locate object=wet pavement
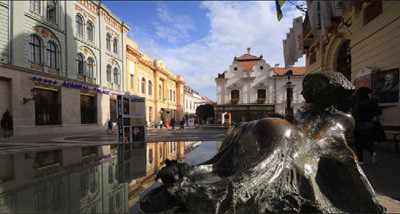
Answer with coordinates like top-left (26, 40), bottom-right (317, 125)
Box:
top-left (358, 141), bottom-right (400, 213)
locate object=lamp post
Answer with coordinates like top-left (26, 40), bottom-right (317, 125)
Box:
top-left (285, 70), bottom-right (294, 122)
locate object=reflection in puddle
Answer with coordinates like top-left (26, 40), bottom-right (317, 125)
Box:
top-left (0, 141), bottom-right (219, 214)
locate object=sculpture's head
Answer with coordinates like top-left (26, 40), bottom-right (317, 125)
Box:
top-left (302, 71), bottom-right (354, 111)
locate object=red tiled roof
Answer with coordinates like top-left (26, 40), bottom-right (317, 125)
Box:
top-left (235, 53), bottom-right (262, 72)
top-left (272, 67), bottom-right (306, 76)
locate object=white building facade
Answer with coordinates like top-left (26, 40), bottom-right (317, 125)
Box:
top-left (0, 0), bottom-right (129, 136)
top-left (215, 49), bottom-right (305, 123)
top-left (183, 86), bottom-right (209, 126)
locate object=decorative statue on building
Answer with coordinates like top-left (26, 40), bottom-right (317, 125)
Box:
top-left (140, 71), bottom-right (385, 213)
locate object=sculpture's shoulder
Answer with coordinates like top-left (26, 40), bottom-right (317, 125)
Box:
top-left (327, 110), bottom-right (355, 132)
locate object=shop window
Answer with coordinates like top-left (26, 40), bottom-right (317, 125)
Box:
top-left (106, 65), bottom-right (112, 82)
top-left (87, 21), bottom-right (94, 42)
top-left (34, 88), bottom-right (61, 125)
top-left (29, 34), bottom-right (42, 65)
top-left (364, 0), bottom-right (382, 25)
top-left (46, 0), bottom-right (57, 24)
top-left (80, 94), bottom-right (97, 124)
top-left (148, 80), bottom-right (153, 96)
top-left (231, 90), bottom-right (239, 104)
top-left (46, 41), bottom-right (58, 70)
top-left (141, 78), bottom-right (146, 94)
top-left (257, 89), bottom-right (266, 104)
top-left (76, 14), bottom-right (84, 38)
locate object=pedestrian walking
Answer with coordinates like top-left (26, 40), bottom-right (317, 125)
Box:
top-left (1, 109), bottom-right (13, 138)
top-left (352, 87), bottom-right (382, 164)
top-left (180, 119), bottom-right (185, 129)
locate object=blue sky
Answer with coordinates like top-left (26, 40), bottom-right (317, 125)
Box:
top-left (103, 1), bottom-right (304, 101)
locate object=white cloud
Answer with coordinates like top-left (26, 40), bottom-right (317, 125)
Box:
top-left (135, 1), bottom-right (304, 101)
top-left (154, 5), bottom-right (194, 44)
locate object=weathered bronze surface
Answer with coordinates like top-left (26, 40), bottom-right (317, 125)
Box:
top-left (140, 71), bottom-right (385, 213)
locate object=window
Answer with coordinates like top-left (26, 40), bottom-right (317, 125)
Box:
top-left (113, 68), bottom-right (119, 85)
top-left (141, 78), bottom-right (146, 94)
top-left (76, 53), bottom-right (85, 75)
top-left (87, 21), bottom-right (94, 42)
top-left (148, 148), bottom-right (153, 164)
top-left (159, 84), bottom-right (162, 99)
top-left (34, 88), bottom-right (61, 125)
top-left (169, 89), bottom-right (172, 101)
top-left (148, 80), bottom-right (152, 96)
top-left (80, 94), bottom-right (97, 124)
top-left (106, 65), bottom-right (112, 82)
top-left (336, 40), bottom-right (351, 80)
top-left (106, 33), bottom-right (111, 51)
top-left (130, 74), bottom-right (134, 88)
top-left (113, 38), bottom-right (118, 53)
top-left (257, 89), bottom-right (266, 104)
top-left (76, 14), bottom-right (84, 38)
top-left (364, 0), bottom-right (382, 25)
top-left (173, 91), bottom-right (175, 102)
top-left (108, 165), bottom-right (114, 184)
top-left (29, 35), bottom-right (42, 65)
top-left (87, 57), bottom-right (94, 79)
top-left (46, 0), bottom-right (57, 24)
top-left (31, 0), bottom-right (41, 15)
top-left (110, 98), bottom-right (117, 122)
top-left (149, 106), bottom-right (153, 122)
top-left (46, 41), bottom-right (57, 69)
top-left (231, 90), bottom-right (239, 104)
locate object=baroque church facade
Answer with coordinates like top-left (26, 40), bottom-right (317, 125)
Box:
top-left (215, 48), bottom-right (305, 124)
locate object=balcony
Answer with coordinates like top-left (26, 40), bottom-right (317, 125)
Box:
top-left (257, 98), bottom-right (266, 104)
top-left (231, 99), bottom-right (239, 105)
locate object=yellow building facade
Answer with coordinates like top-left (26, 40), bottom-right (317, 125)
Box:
top-left (125, 38), bottom-right (185, 126)
top-left (303, 0), bottom-right (400, 126)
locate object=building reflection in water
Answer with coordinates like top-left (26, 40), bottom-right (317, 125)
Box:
top-left (0, 141), bottom-right (188, 214)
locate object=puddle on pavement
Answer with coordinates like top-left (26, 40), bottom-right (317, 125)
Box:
top-left (0, 141), bottom-right (221, 213)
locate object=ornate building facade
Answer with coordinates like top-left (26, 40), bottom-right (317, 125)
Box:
top-left (215, 49), bottom-right (305, 123)
top-left (126, 38), bottom-right (185, 127)
top-left (0, 0), bottom-right (129, 136)
top-left (302, 0), bottom-right (400, 126)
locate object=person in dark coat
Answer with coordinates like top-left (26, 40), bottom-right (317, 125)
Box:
top-left (1, 110), bottom-right (13, 138)
top-left (170, 118), bottom-right (175, 130)
top-left (352, 87), bottom-right (382, 164)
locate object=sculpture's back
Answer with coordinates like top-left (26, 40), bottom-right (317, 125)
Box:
top-left (140, 71), bottom-right (385, 214)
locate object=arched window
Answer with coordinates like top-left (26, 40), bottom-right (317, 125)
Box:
top-left (76, 53), bottom-right (85, 75)
top-left (113, 38), bottom-right (118, 53)
top-left (231, 90), bottom-right (239, 104)
top-left (87, 57), bottom-right (94, 78)
top-left (29, 34), bottom-right (42, 65)
top-left (148, 80), bottom-right (153, 96)
top-left (76, 14), bottom-right (84, 38)
top-left (106, 65), bottom-right (112, 82)
top-left (46, 0), bottom-right (57, 24)
top-left (113, 67), bottom-right (119, 85)
top-left (31, 0), bottom-right (41, 15)
top-left (159, 84), bottom-right (162, 99)
top-left (106, 33), bottom-right (111, 51)
top-left (46, 41), bottom-right (57, 69)
top-left (87, 21), bottom-right (94, 42)
top-left (141, 78), bottom-right (146, 94)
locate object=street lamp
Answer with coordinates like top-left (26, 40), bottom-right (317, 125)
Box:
top-left (285, 70), bottom-right (294, 122)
